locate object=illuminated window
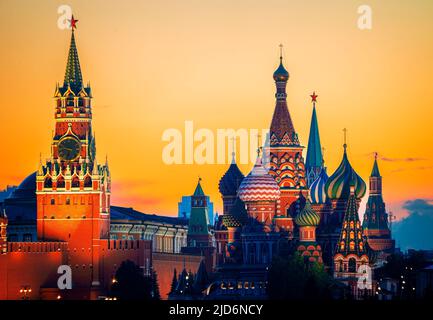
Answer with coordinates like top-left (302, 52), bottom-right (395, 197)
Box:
top-left (349, 241), bottom-right (355, 250)
top-left (349, 231), bottom-right (355, 239)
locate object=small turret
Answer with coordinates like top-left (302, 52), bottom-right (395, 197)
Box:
top-left (0, 209), bottom-right (8, 254)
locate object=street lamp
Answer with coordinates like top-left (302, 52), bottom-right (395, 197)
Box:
top-left (19, 286), bottom-right (32, 300)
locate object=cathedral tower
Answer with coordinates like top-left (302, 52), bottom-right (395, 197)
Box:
top-left (268, 46), bottom-right (307, 225)
top-left (35, 19), bottom-right (111, 288)
top-left (305, 92), bottom-right (323, 186)
top-left (362, 154), bottom-right (395, 253)
top-left (333, 182), bottom-right (371, 298)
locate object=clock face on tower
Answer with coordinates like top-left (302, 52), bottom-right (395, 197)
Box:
top-left (58, 137), bottom-right (81, 161)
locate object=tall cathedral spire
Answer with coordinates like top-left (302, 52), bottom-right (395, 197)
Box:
top-left (64, 16), bottom-right (83, 91)
top-left (269, 45), bottom-right (299, 146)
top-left (306, 92), bottom-right (323, 186)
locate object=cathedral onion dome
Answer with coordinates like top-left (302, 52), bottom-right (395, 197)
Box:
top-left (310, 167), bottom-right (329, 204)
top-left (218, 156), bottom-right (244, 196)
top-left (294, 200), bottom-right (321, 227)
top-left (325, 146), bottom-right (366, 200)
top-left (237, 153), bottom-right (280, 202)
top-left (273, 58), bottom-right (289, 82)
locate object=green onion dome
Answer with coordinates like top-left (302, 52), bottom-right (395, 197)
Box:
top-left (294, 200), bottom-right (321, 227)
top-left (325, 147), bottom-right (366, 200)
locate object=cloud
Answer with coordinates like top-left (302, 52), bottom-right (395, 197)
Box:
top-left (364, 152), bottom-right (427, 162)
top-left (390, 165), bottom-right (433, 173)
top-left (393, 199), bottom-right (433, 251)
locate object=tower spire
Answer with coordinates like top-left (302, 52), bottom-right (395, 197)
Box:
top-left (343, 128), bottom-right (348, 152)
top-left (306, 91), bottom-right (323, 186)
top-left (371, 152), bottom-right (381, 177)
top-left (270, 44), bottom-right (298, 146)
top-left (64, 15), bottom-right (83, 91)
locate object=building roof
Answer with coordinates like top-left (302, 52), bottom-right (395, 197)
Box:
top-left (63, 30), bottom-right (83, 91)
top-left (269, 57), bottom-right (299, 147)
top-left (193, 179), bottom-right (205, 196)
top-left (294, 199), bottom-right (320, 227)
top-left (305, 104), bottom-right (323, 170)
top-left (310, 167), bottom-right (329, 204)
top-left (371, 156), bottom-right (381, 177)
top-left (335, 186), bottom-right (368, 257)
top-left (325, 146), bottom-right (366, 200)
top-left (110, 206), bottom-right (188, 226)
top-left (218, 158), bottom-right (244, 196)
top-left (237, 154), bottom-right (280, 202)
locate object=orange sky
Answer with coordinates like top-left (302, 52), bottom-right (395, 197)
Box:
top-left (0, 0), bottom-right (432, 220)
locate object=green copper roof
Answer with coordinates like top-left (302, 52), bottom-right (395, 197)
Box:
top-left (306, 105), bottom-right (323, 169)
top-left (64, 31), bottom-right (83, 90)
top-left (294, 199), bottom-right (320, 227)
top-left (325, 147), bottom-right (366, 200)
top-left (193, 179), bottom-right (205, 196)
top-left (371, 157), bottom-right (381, 177)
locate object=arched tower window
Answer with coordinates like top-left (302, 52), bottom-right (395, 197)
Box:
top-left (84, 176), bottom-right (92, 188)
top-left (44, 177), bottom-right (52, 188)
top-left (71, 176), bottom-right (80, 188)
top-left (348, 258), bottom-right (357, 273)
top-left (57, 176), bottom-right (65, 188)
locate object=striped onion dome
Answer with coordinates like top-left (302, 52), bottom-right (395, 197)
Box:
top-left (238, 154), bottom-right (280, 202)
top-left (325, 147), bottom-right (366, 200)
top-left (294, 200), bottom-right (320, 227)
top-left (310, 167), bottom-right (329, 204)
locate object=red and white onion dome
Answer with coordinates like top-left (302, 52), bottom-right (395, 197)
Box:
top-left (237, 154), bottom-right (280, 202)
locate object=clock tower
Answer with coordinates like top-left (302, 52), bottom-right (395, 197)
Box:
top-left (36, 18), bottom-right (110, 288)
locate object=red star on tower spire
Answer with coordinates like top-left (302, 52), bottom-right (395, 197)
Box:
top-left (310, 91), bottom-right (318, 103)
top-left (69, 15), bottom-right (78, 30)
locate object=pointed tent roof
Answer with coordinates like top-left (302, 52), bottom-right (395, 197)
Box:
top-left (306, 104), bottom-right (323, 169)
top-left (192, 260), bottom-right (209, 293)
top-left (64, 30), bottom-right (83, 90)
top-left (193, 178), bottom-right (205, 196)
top-left (335, 182), bottom-right (368, 257)
top-left (371, 154), bottom-right (381, 177)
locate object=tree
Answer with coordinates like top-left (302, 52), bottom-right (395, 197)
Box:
top-left (151, 269), bottom-right (161, 300)
top-left (268, 253), bottom-right (333, 300)
top-left (110, 260), bottom-right (153, 300)
top-left (169, 268), bottom-right (178, 295)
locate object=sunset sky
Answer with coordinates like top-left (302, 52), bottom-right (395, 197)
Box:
top-left (0, 0), bottom-right (432, 221)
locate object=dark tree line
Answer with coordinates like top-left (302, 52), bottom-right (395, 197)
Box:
top-left (110, 260), bottom-right (160, 300)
